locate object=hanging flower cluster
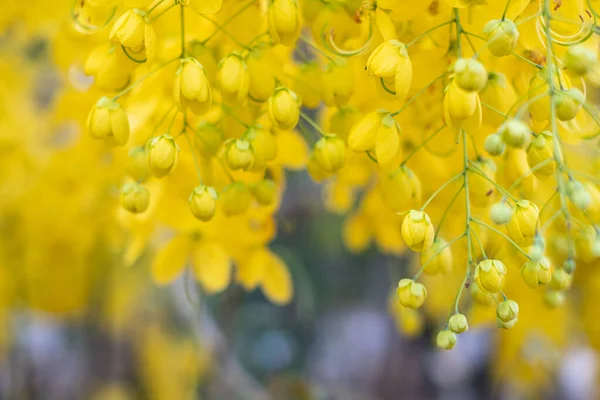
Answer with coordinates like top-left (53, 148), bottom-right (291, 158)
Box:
top-left (73, 0), bottom-right (600, 350)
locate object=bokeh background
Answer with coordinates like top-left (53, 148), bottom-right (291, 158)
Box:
top-left (1, 1), bottom-right (600, 400)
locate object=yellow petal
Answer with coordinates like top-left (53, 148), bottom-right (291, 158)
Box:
top-left (151, 235), bottom-right (191, 284)
top-left (261, 252), bottom-right (293, 305)
top-left (191, 240), bottom-right (232, 294)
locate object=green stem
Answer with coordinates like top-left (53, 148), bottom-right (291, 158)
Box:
top-left (201, 0), bottom-right (256, 44)
top-left (512, 52), bottom-right (542, 69)
top-left (407, 19), bottom-right (455, 47)
top-left (299, 36), bottom-right (335, 61)
top-left (146, 0), bottom-right (166, 16)
top-left (435, 185), bottom-right (464, 237)
top-left (197, 13), bottom-right (251, 49)
top-left (113, 58), bottom-right (178, 100)
top-left (299, 111), bottom-right (327, 135)
top-left (467, 161), bottom-right (518, 202)
top-left (413, 234), bottom-right (466, 280)
top-left (502, 0), bottom-right (512, 20)
top-left (470, 218), bottom-right (531, 260)
top-left (401, 125), bottom-right (445, 166)
top-left (420, 172), bottom-right (463, 211)
top-left (150, 3), bottom-right (177, 22)
top-left (391, 72), bottom-right (447, 116)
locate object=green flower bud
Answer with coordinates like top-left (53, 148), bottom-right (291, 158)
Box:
top-left (563, 259), bottom-right (576, 274)
top-left (436, 329), bottom-right (457, 350)
top-left (126, 147), bottom-right (149, 182)
top-left (564, 45), bottom-right (597, 76)
top-left (146, 134), bottom-right (179, 178)
top-left (314, 136), bottom-right (346, 172)
top-left (252, 179), bottom-right (278, 206)
top-left (567, 180), bottom-right (592, 210)
top-left (496, 299), bottom-right (519, 329)
top-left (483, 19), bottom-right (519, 57)
top-left (221, 182), bottom-right (251, 216)
top-left (474, 259), bottom-right (506, 293)
top-left (454, 58), bottom-right (488, 92)
top-left (549, 268), bottom-right (572, 291)
top-left (484, 133), bottom-right (506, 156)
top-left (544, 290), bottom-right (565, 308)
top-left (498, 119), bottom-right (530, 148)
top-left (490, 201), bottom-right (513, 225)
top-left (448, 313), bottom-right (469, 334)
top-left (226, 139), bottom-right (254, 170)
top-left (554, 88), bottom-right (585, 121)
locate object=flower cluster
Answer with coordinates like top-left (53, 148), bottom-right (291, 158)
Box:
top-left (73, 0), bottom-right (600, 352)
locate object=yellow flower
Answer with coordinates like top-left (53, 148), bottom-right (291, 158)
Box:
top-left (146, 134), bottom-right (179, 178)
top-left (237, 248), bottom-right (294, 305)
top-left (506, 200), bottom-right (539, 247)
top-left (496, 299), bottom-right (519, 329)
top-left (526, 131), bottom-right (557, 179)
top-left (268, 88), bottom-right (300, 130)
top-left (483, 19), bottom-right (519, 57)
top-left (226, 139), bottom-right (254, 170)
top-left (453, 58), bottom-right (487, 92)
top-left (321, 60), bottom-right (354, 107)
top-left (110, 9), bottom-right (155, 62)
top-left (314, 136), bottom-right (346, 172)
top-left (218, 53), bottom-right (250, 104)
top-left (401, 210), bottom-right (434, 252)
top-left (436, 330), bottom-right (457, 350)
top-left (174, 58), bottom-right (212, 115)
top-left (87, 97), bottom-right (130, 147)
top-left (443, 80), bottom-right (481, 134)
top-left (375, 113), bottom-right (401, 168)
top-left (366, 40), bottom-right (410, 79)
top-left (348, 110), bottom-right (384, 152)
top-left (397, 278), bottom-right (427, 309)
top-left (521, 258), bottom-right (552, 289)
top-left (84, 43), bottom-right (133, 92)
top-left (420, 238), bottom-right (453, 275)
top-left (448, 313), bottom-right (469, 334)
top-left (470, 281), bottom-right (493, 305)
top-left (474, 259), bottom-right (506, 293)
top-left (268, 0), bottom-right (301, 46)
top-left (221, 182), bottom-right (251, 216)
top-left (120, 182), bottom-right (150, 214)
top-left (188, 185), bottom-right (218, 222)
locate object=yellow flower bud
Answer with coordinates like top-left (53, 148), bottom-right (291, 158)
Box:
top-left (87, 97), bottom-right (130, 146)
top-left (444, 80), bottom-right (477, 121)
top-left (314, 136), bottom-right (346, 172)
top-left (126, 147), bottom-right (149, 182)
top-left (483, 19), bottom-right (519, 57)
top-left (468, 158), bottom-right (496, 207)
top-left (448, 313), bottom-right (469, 334)
top-left (120, 182), bottom-right (150, 214)
top-left (490, 201), bottom-right (513, 225)
top-left (348, 110), bottom-right (386, 152)
top-left (322, 60), bottom-right (354, 107)
top-left (496, 299), bottom-right (519, 329)
top-left (221, 182), bottom-right (251, 216)
top-left (247, 127), bottom-right (277, 169)
top-left (420, 238), bottom-right (453, 275)
top-left (268, 88), bottom-right (300, 130)
top-left (564, 45), bottom-right (597, 76)
top-left (507, 200), bottom-right (539, 247)
top-left (253, 179), bottom-right (278, 206)
top-left (526, 131), bottom-right (557, 179)
top-left (307, 153), bottom-right (333, 182)
top-left (554, 88), bottom-right (585, 121)
top-left (544, 290), bottom-right (565, 308)
top-left (436, 330), bottom-right (457, 350)
top-left (401, 210), bottom-right (435, 252)
top-left (174, 58), bottom-right (212, 115)
top-left (193, 121), bottom-right (223, 158)
top-left (484, 133), bottom-right (506, 156)
top-left (454, 58), bottom-right (487, 92)
top-left (366, 40), bottom-right (409, 79)
top-left (189, 185), bottom-right (218, 222)
top-left (397, 278), bottom-right (427, 309)
top-left (146, 134), bottom-right (179, 178)
top-left (247, 46), bottom-right (279, 103)
top-left (226, 139), bottom-right (254, 170)
top-left (380, 166), bottom-right (421, 212)
top-left (110, 9), bottom-right (155, 62)
top-left (498, 119), bottom-right (530, 148)
top-left (219, 53), bottom-right (250, 104)
top-left (268, 0), bottom-right (301, 45)
top-left (521, 257), bottom-right (552, 288)
top-left (474, 259), bottom-right (506, 293)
